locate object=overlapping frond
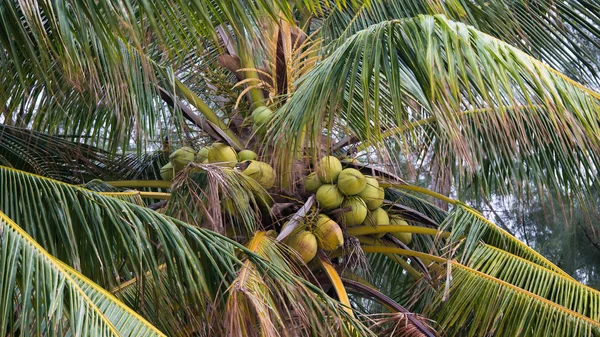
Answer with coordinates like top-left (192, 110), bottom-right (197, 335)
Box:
top-left (321, 0), bottom-right (600, 85)
top-left (272, 15), bottom-right (600, 201)
top-left (0, 211), bottom-right (165, 337)
top-left (429, 261), bottom-right (600, 337)
top-left (467, 244), bottom-right (600, 321)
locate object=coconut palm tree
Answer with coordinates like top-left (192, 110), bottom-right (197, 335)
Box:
top-left (1, 0), bottom-right (600, 336)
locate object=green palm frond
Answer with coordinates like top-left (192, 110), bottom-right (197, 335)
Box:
top-left (360, 246), bottom-right (600, 336)
top-left (272, 14), bottom-right (600, 200)
top-left (0, 165), bottom-right (371, 335)
top-left (99, 191), bottom-right (146, 206)
top-left (467, 244), bottom-right (600, 321)
top-left (321, 0), bottom-right (600, 85)
top-left (429, 261), bottom-right (600, 337)
top-left (441, 202), bottom-right (570, 277)
top-left (0, 211), bottom-right (165, 336)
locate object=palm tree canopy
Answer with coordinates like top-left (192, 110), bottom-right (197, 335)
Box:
top-left (1, 0), bottom-right (600, 336)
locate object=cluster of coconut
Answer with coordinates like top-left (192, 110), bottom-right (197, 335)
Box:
top-left (283, 213), bottom-right (345, 263)
top-left (159, 143), bottom-right (275, 189)
top-left (283, 156), bottom-right (412, 263)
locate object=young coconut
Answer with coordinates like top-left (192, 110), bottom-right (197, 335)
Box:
top-left (359, 177), bottom-right (385, 210)
top-left (317, 156), bottom-right (343, 183)
top-left (363, 208), bottom-right (390, 239)
top-left (238, 149), bottom-right (257, 162)
top-left (304, 172), bottom-right (322, 193)
top-left (208, 143), bottom-right (238, 168)
top-left (313, 215), bottom-right (344, 251)
top-left (316, 184), bottom-right (344, 210)
top-left (241, 160), bottom-right (276, 189)
top-left (390, 216), bottom-right (412, 245)
top-left (251, 106), bottom-right (274, 126)
top-left (287, 230), bottom-right (318, 264)
top-left (169, 146), bottom-right (196, 172)
top-left (160, 163), bottom-right (174, 181)
top-left (337, 168), bottom-right (367, 196)
top-left (339, 196), bottom-right (368, 226)
top-left (195, 146), bottom-right (211, 163)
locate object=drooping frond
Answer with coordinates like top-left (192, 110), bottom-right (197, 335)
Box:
top-left (0, 211), bottom-right (165, 337)
top-left (440, 202), bottom-right (570, 277)
top-left (429, 261), bottom-right (600, 337)
top-left (321, 0), bottom-right (600, 85)
top-left (272, 14), bottom-right (600, 201)
top-left (467, 244), bottom-right (600, 321)
top-left (0, 165), bottom-right (373, 335)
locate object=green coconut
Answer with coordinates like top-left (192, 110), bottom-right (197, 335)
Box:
top-left (238, 149), bottom-right (257, 161)
top-left (242, 160), bottom-right (276, 189)
top-left (169, 146), bottom-right (196, 172)
top-left (390, 216), bottom-right (412, 245)
top-left (195, 146), bottom-right (211, 163)
top-left (251, 106), bottom-right (274, 126)
top-left (304, 172), bottom-right (323, 193)
top-left (287, 230), bottom-right (318, 263)
top-left (316, 184), bottom-right (344, 210)
top-left (160, 163), bottom-right (174, 181)
top-left (313, 216), bottom-right (344, 251)
top-left (337, 168), bottom-right (367, 196)
top-left (208, 143), bottom-right (238, 168)
top-left (317, 156), bottom-right (343, 183)
top-left (359, 177), bottom-right (385, 210)
top-left (339, 196), bottom-right (368, 226)
top-left (363, 208), bottom-right (390, 239)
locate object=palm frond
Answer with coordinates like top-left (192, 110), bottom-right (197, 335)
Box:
top-left (321, 0), bottom-right (600, 86)
top-left (0, 210), bottom-right (165, 336)
top-left (271, 14), bottom-right (600, 202)
top-left (441, 202), bottom-right (570, 277)
top-left (360, 245), bottom-right (600, 336)
top-left (467, 244), bottom-right (600, 321)
top-left (429, 261), bottom-right (600, 337)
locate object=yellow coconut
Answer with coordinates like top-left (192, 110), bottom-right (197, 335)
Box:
top-left (313, 216), bottom-right (344, 251)
top-left (304, 172), bottom-right (323, 193)
top-left (287, 230), bottom-right (318, 263)
top-left (363, 208), bottom-right (390, 239)
top-left (251, 106), bottom-right (274, 126)
top-left (238, 149), bottom-right (257, 162)
top-left (337, 168), bottom-right (367, 196)
top-left (339, 196), bottom-right (368, 226)
top-left (195, 146), bottom-right (211, 163)
top-left (316, 184), bottom-right (344, 210)
top-left (359, 177), bottom-right (385, 210)
top-left (241, 160), bottom-right (276, 189)
top-left (208, 143), bottom-right (238, 168)
top-left (160, 163), bottom-right (174, 181)
top-left (390, 216), bottom-right (412, 245)
top-left (317, 156), bottom-right (343, 183)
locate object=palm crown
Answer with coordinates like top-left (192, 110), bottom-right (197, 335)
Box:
top-left (1, 0), bottom-right (600, 336)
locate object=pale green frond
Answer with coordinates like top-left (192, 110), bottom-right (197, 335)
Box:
top-left (272, 14), bottom-right (600, 202)
top-left (440, 202), bottom-right (570, 278)
top-left (429, 261), bottom-right (600, 337)
top-left (0, 210), bottom-right (165, 337)
top-left (321, 0), bottom-right (600, 85)
top-left (467, 244), bottom-right (600, 321)
top-left (360, 245), bottom-right (600, 337)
